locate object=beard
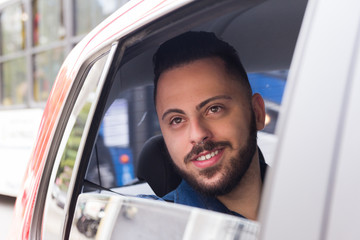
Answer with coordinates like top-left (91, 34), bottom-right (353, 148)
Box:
top-left (171, 111), bottom-right (258, 197)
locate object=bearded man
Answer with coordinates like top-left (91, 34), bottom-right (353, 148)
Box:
top-left (152, 31), bottom-right (267, 220)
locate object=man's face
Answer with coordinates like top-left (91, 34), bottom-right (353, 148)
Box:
top-left (156, 58), bottom-right (265, 196)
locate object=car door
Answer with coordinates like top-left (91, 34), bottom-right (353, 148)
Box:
top-left (259, 0), bottom-right (360, 239)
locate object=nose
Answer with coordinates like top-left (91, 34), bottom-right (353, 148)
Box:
top-left (189, 118), bottom-right (212, 146)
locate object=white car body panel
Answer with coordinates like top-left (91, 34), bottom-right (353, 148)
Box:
top-left (260, 0), bottom-right (360, 239)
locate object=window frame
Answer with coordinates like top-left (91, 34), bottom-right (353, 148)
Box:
top-left (66, 0), bottom-right (270, 237)
top-left (258, 0), bottom-right (360, 239)
top-left (32, 0), bottom-right (299, 238)
top-left (30, 43), bottom-right (117, 239)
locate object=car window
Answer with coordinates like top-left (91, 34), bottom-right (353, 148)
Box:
top-left (70, 0), bottom-right (306, 238)
top-left (79, 0), bottom-right (293, 192)
top-left (84, 71), bottom-right (287, 191)
top-left (74, 68), bottom-right (287, 240)
top-left (41, 48), bottom-right (115, 239)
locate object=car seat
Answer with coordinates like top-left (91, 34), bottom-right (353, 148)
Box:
top-left (136, 135), bottom-right (182, 197)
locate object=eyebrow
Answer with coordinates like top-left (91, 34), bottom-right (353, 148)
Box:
top-left (161, 95), bottom-right (232, 121)
top-left (161, 109), bottom-right (185, 121)
top-left (196, 95), bottom-right (232, 110)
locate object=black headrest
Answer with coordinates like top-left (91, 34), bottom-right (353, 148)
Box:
top-left (136, 135), bottom-right (182, 197)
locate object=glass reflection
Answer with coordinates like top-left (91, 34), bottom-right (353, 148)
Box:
top-left (42, 54), bottom-right (108, 238)
top-left (53, 101), bottom-right (91, 208)
top-left (70, 194), bottom-right (260, 239)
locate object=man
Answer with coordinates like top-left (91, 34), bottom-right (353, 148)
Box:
top-left (152, 31), bottom-right (267, 220)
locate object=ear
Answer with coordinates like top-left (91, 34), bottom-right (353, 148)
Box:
top-left (251, 93), bottom-right (266, 130)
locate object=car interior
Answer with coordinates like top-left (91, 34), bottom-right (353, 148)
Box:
top-left (82, 0), bottom-right (308, 199)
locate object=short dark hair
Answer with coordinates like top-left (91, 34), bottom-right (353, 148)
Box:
top-left (153, 31), bottom-right (252, 103)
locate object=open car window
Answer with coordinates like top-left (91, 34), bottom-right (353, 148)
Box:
top-left (69, 0), bottom-right (307, 238)
top-left (76, 70), bottom-right (287, 239)
top-left (84, 71), bottom-right (287, 192)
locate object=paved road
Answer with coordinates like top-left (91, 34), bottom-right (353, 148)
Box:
top-left (0, 195), bottom-right (15, 240)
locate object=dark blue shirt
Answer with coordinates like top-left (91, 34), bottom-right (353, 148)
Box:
top-left (162, 180), bottom-right (246, 217)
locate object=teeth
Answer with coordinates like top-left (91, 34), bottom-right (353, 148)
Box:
top-left (196, 150), bottom-right (219, 161)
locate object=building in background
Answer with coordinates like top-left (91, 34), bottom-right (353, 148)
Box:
top-left (0, 0), bottom-right (129, 197)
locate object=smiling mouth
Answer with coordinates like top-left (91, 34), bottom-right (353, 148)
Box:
top-left (195, 149), bottom-right (220, 161)
top-left (184, 140), bottom-right (231, 164)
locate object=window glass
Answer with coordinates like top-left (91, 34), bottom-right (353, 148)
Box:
top-left (33, 47), bottom-right (65, 102)
top-left (42, 53), bottom-right (109, 238)
top-left (74, 0), bottom-right (128, 35)
top-left (1, 58), bottom-right (27, 106)
top-left (0, 3), bottom-right (26, 55)
top-left (71, 193), bottom-right (259, 239)
top-left (32, 0), bottom-right (65, 46)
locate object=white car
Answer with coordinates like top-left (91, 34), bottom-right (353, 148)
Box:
top-left (9, 0), bottom-right (360, 239)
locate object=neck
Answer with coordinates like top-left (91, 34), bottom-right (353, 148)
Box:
top-left (216, 150), bottom-right (263, 220)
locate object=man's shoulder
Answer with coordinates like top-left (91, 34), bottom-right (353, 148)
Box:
top-left (137, 194), bottom-right (164, 201)
top-left (137, 180), bottom-right (204, 207)
top-left (163, 181), bottom-right (212, 208)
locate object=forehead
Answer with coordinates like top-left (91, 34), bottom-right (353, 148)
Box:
top-left (156, 58), bottom-right (245, 110)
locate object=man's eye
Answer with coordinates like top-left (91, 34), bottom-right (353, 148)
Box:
top-left (208, 105), bottom-right (222, 114)
top-left (170, 117), bottom-right (183, 125)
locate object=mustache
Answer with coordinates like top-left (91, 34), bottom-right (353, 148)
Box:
top-left (184, 140), bottom-right (232, 163)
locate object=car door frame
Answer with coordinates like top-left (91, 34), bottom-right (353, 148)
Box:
top-left (259, 0), bottom-right (360, 239)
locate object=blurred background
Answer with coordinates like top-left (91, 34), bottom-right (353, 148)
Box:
top-left (0, 0), bottom-right (129, 239)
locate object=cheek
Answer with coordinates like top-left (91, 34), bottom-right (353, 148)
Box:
top-left (218, 122), bottom-right (240, 140)
top-left (216, 115), bottom-right (250, 146)
top-left (162, 131), bottom-right (188, 166)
